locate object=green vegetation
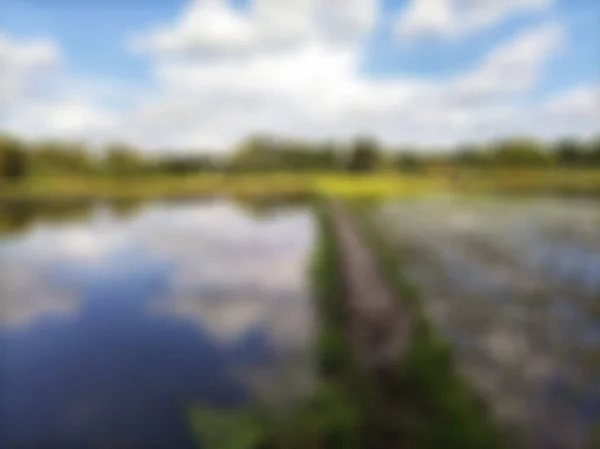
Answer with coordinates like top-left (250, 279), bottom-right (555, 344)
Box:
top-left (0, 135), bottom-right (29, 181)
top-left (3, 169), bottom-right (600, 202)
top-left (1, 132), bottom-right (600, 200)
top-left (188, 408), bottom-right (270, 449)
top-left (346, 136), bottom-right (381, 172)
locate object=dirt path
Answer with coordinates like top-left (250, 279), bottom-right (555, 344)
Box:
top-left (328, 200), bottom-right (413, 374)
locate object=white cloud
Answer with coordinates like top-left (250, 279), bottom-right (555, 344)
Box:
top-left (448, 22), bottom-right (562, 100)
top-left (395, 0), bottom-right (553, 41)
top-left (132, 0), bottom-right (257, 55)
top-left (5, 98), bottom-right (116, 140)
top-left (0, 265), bottom-right (78, 328)
top-left (538, 84), bottom-right (600, 137)
top-left (0, 33), bottom-right (61, 111)
top-left (131, 0), bottom-right (378, 56)
top-left (0, 33), bottom-right (121, 142)
top-left (1, 0), bottom-right (596, 151)
top-left (546, 84), bottom-right (600, 119)
top-left (117, 18), bottom-right (569, 149)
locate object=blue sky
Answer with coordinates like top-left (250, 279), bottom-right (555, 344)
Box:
top-left (1, 0), bottom-right (598, 151)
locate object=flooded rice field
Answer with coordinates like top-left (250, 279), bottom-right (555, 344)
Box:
top-left (370, 195), bottom-right (600, 448)
top-left (2, 194), bottom-right (599, 448)
top-left (0, 199), bottom-right (316, 448)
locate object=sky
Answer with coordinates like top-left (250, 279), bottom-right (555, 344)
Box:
top-left (0, 0), bottom-right (598, 152)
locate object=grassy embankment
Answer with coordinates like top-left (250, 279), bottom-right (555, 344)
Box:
top-left (2, 168), bottom-right (600, 201)
top-left (187, 203), bottom-right (374, 449)
top-left (187, 200), bottom-right (504, 449)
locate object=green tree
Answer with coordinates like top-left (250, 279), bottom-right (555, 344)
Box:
top-left (103, 143), bottom-right (144, 176)
top-left (157, 154), bottom-right (220, 175)
top-left (554, 139), bottom-right (585, 166)
top-left (314, 142), bottom-right (340, 171)
top-left (227, 135), bottom-right (279, 172)
top-left (347, 136), bottom-right (381, 172)
top-left (0, 135), bottom-right (28, 181)
top-left (585, 136), bottom-right (600, 166)
top-left (492, 138), bottom-right (551, 167)
top-left (396, 150), bottom-right (425, 173)
top-left (31, 140), bottom-right (93, 175)
top-left (453, 145), bottom-right (489, 167)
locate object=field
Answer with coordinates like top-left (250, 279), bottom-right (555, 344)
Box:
top-left (1, 169), bottom-right (600, 201)
top-left (2, 175), bottom-right (600, 448)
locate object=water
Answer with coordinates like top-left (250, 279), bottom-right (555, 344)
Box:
top-left (0, 199), bottom-right (316, 448)
top-left (372, 195), bottom-right (600, 449)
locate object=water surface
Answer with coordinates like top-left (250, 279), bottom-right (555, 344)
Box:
top-left (0, 199), bottom-right (315, 448)
top-left (372, 195), bottom-right (600, 448)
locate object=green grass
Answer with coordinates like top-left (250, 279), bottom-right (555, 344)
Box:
top-left (2, 168), bottom-right (599, 201)
top-left (0, 174), bottom-right (314, 200)
top-left (452, 168), bottom-right (600, 195)
top-left (188, 408), bottom-right (270, 449)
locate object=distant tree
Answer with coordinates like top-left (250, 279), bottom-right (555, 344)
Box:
top-left (31, 140), bottom-right (93, 174)
top-left (0, 135), bottom-right (28, 181)
top-left (396, 151), bottom-right (425, 173)
top-left (280, 140), bottom-right (341, 171)
top-left (589, 137), bottom-right (600, 166)
top-left (228, 135), bottom-right (279, 172)
top-left (492, 138), bottom-right (551, 167)
top-left (453, 144), bottom-right (489, 167)
top-left (276, 140), bottom-right (311, 171)
top-left (103, 143), bottom-right (144, 176)
top-left (158, 155), bottom-right (219, 175)
top-left (554, 139), bottom-right (585, 166)
top-left (314, 142), bottom-right (340, 171)
top-left (347, 136), bottom-right (381, 172)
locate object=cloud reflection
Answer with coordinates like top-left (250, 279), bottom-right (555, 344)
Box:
top-left (0, 199), bottom-right (315, 447)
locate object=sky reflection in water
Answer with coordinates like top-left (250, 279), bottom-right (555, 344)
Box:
top-left (0, 200), bottom-right (315, 448)
top-left (375, 196), bottom-right (600, 449)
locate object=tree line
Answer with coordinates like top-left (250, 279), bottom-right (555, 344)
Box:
top-left (1, 133), bottom-right (599, 181)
